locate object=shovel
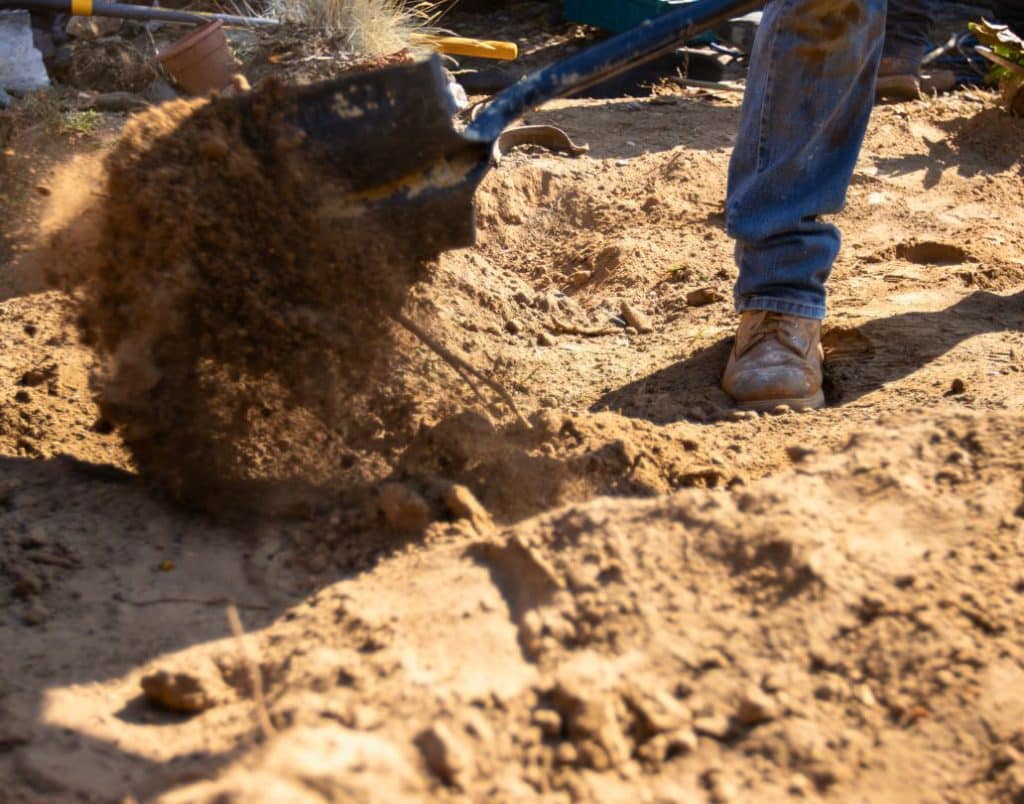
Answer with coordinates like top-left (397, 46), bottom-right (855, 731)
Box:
top-left (242, 0), bottom-right (760, 257)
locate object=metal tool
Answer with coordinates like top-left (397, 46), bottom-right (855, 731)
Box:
top-left (0, 0), bottom-right (278, 27)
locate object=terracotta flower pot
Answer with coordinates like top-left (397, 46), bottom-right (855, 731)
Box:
top-left (155, 20), bottom-right (237, 96)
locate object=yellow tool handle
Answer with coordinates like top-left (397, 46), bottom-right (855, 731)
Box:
top-left (413, 35), bottom-right (518, 61)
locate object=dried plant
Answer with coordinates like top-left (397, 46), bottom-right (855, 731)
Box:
top-left (268, 0), bottom-right (445, 54)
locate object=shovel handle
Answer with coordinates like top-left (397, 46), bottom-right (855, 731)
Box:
top-left (466, 0), bottom-right (762, 141)
top-left (0, 0), bottom-right (278, 25)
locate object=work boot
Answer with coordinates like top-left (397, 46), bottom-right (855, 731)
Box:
top-left (875, 55), bottom-right (921, 101)
top-left (721, 311), bottom-right (824, 411)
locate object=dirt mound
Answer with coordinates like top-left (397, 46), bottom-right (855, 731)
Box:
top-left (392, 409), bottom-right (726, 525)
top-left (138, 411), bottom-right (1024, 802)
top-left (53, 83), bottom-right (427, 512)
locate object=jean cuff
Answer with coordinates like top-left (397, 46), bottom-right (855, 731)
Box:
top-left (735, 295), bottom-right (825, 320)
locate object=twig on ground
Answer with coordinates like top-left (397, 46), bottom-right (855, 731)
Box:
top-left (226, 604), bottom-right (276, 740)
top-left (394, 311), bottom-right (531, 429)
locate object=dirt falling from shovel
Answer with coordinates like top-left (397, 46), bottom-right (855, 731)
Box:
top-left (53, 82), bottom-right (429, 514)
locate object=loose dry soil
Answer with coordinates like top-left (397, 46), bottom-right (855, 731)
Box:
top-left (1, 69), bottom-right (1023, 803)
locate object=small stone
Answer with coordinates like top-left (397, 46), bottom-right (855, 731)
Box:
top-left (416, 722), bottom-right (471, 786)
top-left (441, 484), bottom-right (492, 534)
top-left (19, 365), bottom-right (55, 387)
top-left (855, 684), bottom-right (878, 707)
top-left (505, 319), bottom-right (522, 335)
top-left (693, 715), bottom-right (732, 740)
top-left (531, 708), bottom-right (562, 737)
top-left (665, 728), bottom-right (698, 755)
top-left (377, 483), bottom-right (431, 532)
top-left (736, 687), bottom-right (779, 726)
top-left (619, 301), bottom-right (653, 334)
top-left (686, 287), bottom-right (724, 307)
top-left (565, 270), bottom-right (591, 287)
top-left (555, 741), bottom-right (578, 765)
top-left (786, 445), bottom-right (815, 463)
top-left (537, 332), bottom-right (556, 347)
top-left (788, 773), bottom-right (812, 797)
top-left (945, 378), bottom-right (966, 396)
top-left (140, 670), bottom-right (218, 712)
top-left (770, 404), bottom-right (793, 415)
top-left (622, 685), bottom-right (690, 734)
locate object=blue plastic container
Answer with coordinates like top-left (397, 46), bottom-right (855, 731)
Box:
top-left (564, 0), bottom-right (704, 33)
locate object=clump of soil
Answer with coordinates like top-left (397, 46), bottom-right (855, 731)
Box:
top-left (64, 39), bottom-right (158, 93)
top-left (58, 81), bottom-right (425, 512)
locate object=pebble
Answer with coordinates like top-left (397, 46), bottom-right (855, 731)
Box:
top-left (619, 301), bottom-right (653, 333)
top-left (505, 318), bottom-right (522, 335)
top-left (686, 287), bottom-right (724, 307)
top-left (442, 485), bottom-right (492, 533)
top-left (140, 670), bottom-right (218, 712)
top-left (736, 687), bottom-right (779, 726)
top-left (377, 483), bottom-right (431, 532)
top-left (537, 332), bottom-right (556, 347)
top-left (786, 445), bottom-right (815, 462)
top-left (416, 722), bottom-right (470, 785)
top-left (693, 714), bottom-right (732, 740)
top-left (555, 741), bottom-right (578, 765)
top-left (531, 708), bottom-right (562, 737)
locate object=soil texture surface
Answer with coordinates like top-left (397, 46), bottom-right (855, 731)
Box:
top-left (1, 67), bottom-right (1023, 804)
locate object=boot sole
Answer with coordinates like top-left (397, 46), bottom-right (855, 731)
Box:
top-left (735, 389), bottom-right (825, 413)
top-left (875, 74), bottom-right (921, 101)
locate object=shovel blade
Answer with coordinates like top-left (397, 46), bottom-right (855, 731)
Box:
top-left (245, 57), bottom-right (490, 258)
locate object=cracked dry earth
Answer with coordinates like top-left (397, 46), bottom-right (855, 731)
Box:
top-left (0, 86), bottom-right (1023, 802)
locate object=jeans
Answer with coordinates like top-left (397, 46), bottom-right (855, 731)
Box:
top-left (885, 0), bottom-right (933, 60)
top-left (726, 0), bottom-right (885, 320)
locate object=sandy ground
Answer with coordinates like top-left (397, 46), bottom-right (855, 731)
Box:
top-left (1, 72), bottom-right (1023, 803)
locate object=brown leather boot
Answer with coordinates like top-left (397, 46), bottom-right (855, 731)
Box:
top-left (721, 311), bottom-right (825, 411)
top-left (875, 56), bottom-right (921, 101)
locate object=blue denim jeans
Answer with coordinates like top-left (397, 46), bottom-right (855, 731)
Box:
top-left (885, 0), bottom-right (934, 60)
top-left (726, 0), bottom-right (886, 320)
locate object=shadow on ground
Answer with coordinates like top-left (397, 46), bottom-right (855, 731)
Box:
top-left (593, 290), bottom-right (1024, 421)
top-left (0, 454), bottom-right (414, 801)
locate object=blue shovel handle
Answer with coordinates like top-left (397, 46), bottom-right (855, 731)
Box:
top-left (466, 0), bottom-right (763, 143)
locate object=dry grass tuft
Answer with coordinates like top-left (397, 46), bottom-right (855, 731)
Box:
top-left (268, 0), bottom-right (444, 54)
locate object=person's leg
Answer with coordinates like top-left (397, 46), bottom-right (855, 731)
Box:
top-left (878, 0), bottom-right (934, 99)
top-left (722, 0), bottom-right (885, 409)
